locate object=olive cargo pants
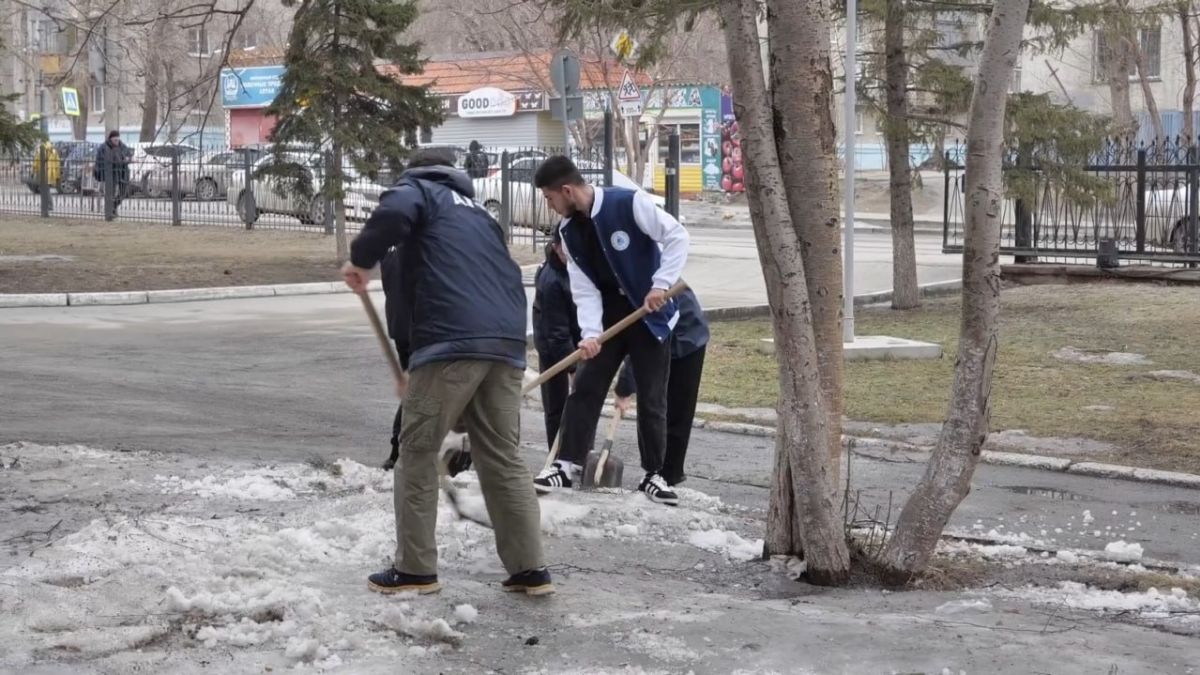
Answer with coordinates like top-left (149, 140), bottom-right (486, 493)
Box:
top-left (394, 359), bottom-right (544, 576)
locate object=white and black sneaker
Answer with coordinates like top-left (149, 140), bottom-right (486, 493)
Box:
top-left (639, 473), bottom-right (679, 506)
top-left (534, 462), bottom-right (575, 494)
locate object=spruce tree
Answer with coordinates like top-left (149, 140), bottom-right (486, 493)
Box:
top-left (0, 39), bottom-right (44, 156)
top-left (265, 0), bottom-right (444, 259)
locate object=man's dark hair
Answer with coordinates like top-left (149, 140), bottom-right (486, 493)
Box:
top-left (107, 130), bottom-right (120, 140)
top-left (533, 155), bottom-right (585, 189)
top-left (406, 147), bottom-right (457, 170)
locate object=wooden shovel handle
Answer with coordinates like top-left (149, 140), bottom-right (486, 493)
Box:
top-left (358, 291), bottom-right (408, 391)
top-left (593, 407), bottom-right (623, 485)
top-left (522, 279), bottom-right (689, 395)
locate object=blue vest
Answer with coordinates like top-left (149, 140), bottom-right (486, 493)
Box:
top-left (560, 188), bottom-right (678, 342)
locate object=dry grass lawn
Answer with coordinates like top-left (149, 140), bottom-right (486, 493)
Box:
top-left (703, 284), bottom-right (1200, 473)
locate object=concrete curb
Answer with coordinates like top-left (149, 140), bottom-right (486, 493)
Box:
top-left (3, 280), bottom-right (383, 308)
top-left (682, 418), bottom-right (1200, 490)
top-left (704, 279), bottom-right (964, 322)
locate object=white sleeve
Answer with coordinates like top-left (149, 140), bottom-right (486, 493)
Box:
top-left (562, 232), bottom-right (604, 341)
top-left (631, 190), bottom-right (689, 290)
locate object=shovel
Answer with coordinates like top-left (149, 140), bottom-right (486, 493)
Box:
top-left (581, 407), bottom-right (624, 489)
top-left (357, 291), bottom-right (486, 528)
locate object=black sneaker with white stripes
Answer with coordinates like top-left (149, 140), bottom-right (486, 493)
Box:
top-left (534, 463), bottom-right (574, 494)
top-left (638, 473), bottom-right (679, 506)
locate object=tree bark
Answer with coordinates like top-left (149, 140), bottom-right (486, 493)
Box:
top-left (884, 0), bottom-right (919, 310)
top-left (878, 0), bottom-right (1030, 585)
top-left (1130, 34), bottom-right (1165, 143)
top-left (721, 0), bottom-right (849, 584)
top-left (1103, 25), bottom-right (1137, 137)
top-left (140, 20), bottom-right (167, 142)
top-left (1181, 2), bottom-right (1197, 141)
top-left (764, 0), bottom-right (844, 494)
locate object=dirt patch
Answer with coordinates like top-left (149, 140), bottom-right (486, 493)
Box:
top-left (0, 216), bottom-right (541, 293)
top-left (704, 284), bottom-right (1200, 474)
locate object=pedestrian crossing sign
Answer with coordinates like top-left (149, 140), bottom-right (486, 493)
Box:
top-left (618, 70), bottom-right (641, 102)
top-left (61, 87), bottom-right (80, 117)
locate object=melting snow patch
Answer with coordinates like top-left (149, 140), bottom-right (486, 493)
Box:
top-left (1052, 346), bottom-right (1150, 366)
top-left (687, 529), bottom-right (763, 562)
top-left (1103, 540), bottom-right (1144, 562)
top-left (453, 604), bottom-right (479, 625)
top-left (935, 598), bottom-right (994, 615)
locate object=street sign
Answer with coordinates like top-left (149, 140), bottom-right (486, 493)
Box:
top-left (611, 31), bottom-right (639, 62)
top-left (617, 70), bottom-right (641, 102)
top-left (548, 96), bottom-right (584, 121)
top-left (60, 87), bottom-right (80, 116)
top-left (619, 100), bottom-right (644, 118)
top-left (549, 50), bottom-right (581, 96)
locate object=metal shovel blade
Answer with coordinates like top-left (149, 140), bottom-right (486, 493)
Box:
top-left (582, 446), bottom-right (624, 488)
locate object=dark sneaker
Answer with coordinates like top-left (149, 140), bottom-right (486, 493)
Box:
top-left (534, 463), bottom-right (573, 494)
top-left (639, 473), bottom-right (679, 506)
top-left (502, 568), bottom-right (555, 596)
top-left (367, 568), bottom-right (441, 595)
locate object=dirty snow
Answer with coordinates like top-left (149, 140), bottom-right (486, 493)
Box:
top-left (935, 598), bottom-right (994, 615)
top-left (1052, 346), bottom-right (1151, 366)
top-left (687, 529), bottom-right (764, 562)
top-left (1103, 540), bottom-right (1145, 562)
top-left (453, 604), bottom-right (479, 625)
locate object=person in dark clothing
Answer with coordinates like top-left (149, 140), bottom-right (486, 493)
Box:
top-left (464, 140), bottom-right (490, 179)
top-left (613, 288), bottom-right (710, 487)
top-left (532, 228), bottom-right (581, 449)
top-left (343, 147), bottom-right (551, 597)
top-left (94, 131), bottom-right (132, 214)
top-left (531, 156), bottom-right (689, 506)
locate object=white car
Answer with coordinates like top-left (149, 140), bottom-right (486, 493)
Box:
top-left (226, 152), bottom-right (386, 226)
top-left (128, 143), bottom-right (200, 195)
top-left (473, 155), bottom-right (668, 233)
top-left (1143, 184), bottom-right (1195, 252)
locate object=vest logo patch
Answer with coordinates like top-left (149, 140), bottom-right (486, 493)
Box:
top-left (610, 230), bottom-right (631, 251)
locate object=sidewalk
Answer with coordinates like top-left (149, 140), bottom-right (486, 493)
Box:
top-left (681, 198), bottom-right (944, 231)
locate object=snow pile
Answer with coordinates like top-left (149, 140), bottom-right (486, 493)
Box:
top-left (155, 457), bottom-right (391, 502)
top-left (1004, 581), bottom-right (1198, 615)
top-left (1103, 540), bottom-right (1144, 562)
top-left (687, 529), bottom-right (764, 562)
top-left (157, 472), bottom-right (297, 501)
top-left (377, 604), bottom-right (464, 646)
top-left (935, 598), bottom-right (994, 615)
top-left (1082, 509), bottom-right (1095, 525)
top-left (453, 604), bottom-right (479, 625)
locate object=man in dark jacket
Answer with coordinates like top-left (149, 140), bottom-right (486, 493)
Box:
top-left (94, 131), bottom-right (131, 214)
top-left (532, 156), bottom-right (689, 506)
top-left (532, 228), bottom-right (580, 448)
top-left (464, 140), bottom-right (490, 179)
top-left (614, 288), bottom-right (710, 487)
top-left (342, 148), bottom-right (551, 597)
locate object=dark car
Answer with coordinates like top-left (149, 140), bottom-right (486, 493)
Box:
top-left (58, 141), bottom-right (100, 195)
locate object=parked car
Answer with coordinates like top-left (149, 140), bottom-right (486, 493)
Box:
top-left (226, 152), bottom-right (386, 226)
top-left (143, 147), bottom-right (268, 200)
top-left (1143, 184), bottom-right (1195, 253)
top-left (473, 155), bottom-right (669, 233)
top-left (58, 141), bottom-right (100, 195)
top-left (128, 142), bottom-right (199, 195)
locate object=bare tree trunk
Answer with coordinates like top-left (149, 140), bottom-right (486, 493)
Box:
top-left (1131, 38), bottom-right (1166, 142)
top-left (333, 142), bottom-right (347, 260)
top-left (140, 20), bottom-right (167, 142)
top-left (1182, 2), bottom-right (1197, 141)
top-left (764, 0), bottom-right (844, 498)
top-left (721, 0), bottom-right (849, 584)
top-left (884, 0), bottom-right (919, 310)
top-left (1103, 25), bottom-right (1137, 137)
top-left (878, 0), bottom-right (1030, 586)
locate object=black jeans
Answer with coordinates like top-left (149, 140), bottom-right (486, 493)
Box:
top-left (659, 345), bottom-right (706, 485)
top-left (537, 352), bottom-right (571, 451)
top-left (559, 319), bottom-right (670, 474)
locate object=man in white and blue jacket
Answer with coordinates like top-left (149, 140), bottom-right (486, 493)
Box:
top-left (532, 156), bottom-right (689, 506)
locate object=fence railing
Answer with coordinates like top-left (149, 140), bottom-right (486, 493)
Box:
top-left (0, 124), bottom-right (621, 255)
top-left (942, 137), bottom-right (1200, 265)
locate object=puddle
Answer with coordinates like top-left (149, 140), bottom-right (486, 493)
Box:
top-left (1001, 485), bottom-right (1088, 501)
top-left (1157, 501), bottom-right (1200, 516)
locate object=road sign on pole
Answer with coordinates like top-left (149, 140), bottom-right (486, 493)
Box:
top-left (61, 87), bottom-right (81, 117)
top-left (617, 69), bottom-right (643, 118)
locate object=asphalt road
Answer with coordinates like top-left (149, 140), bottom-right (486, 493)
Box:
top-left (2, 293), bottom-right (1197, 568)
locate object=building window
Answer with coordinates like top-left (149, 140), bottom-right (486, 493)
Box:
top-left (90, 83), bottom-right (104, 112)
top-left (34, 18), bottom-right (66, 54)
top-left (1093, 26), bottom-right (1161, 82)
top-left (855, 108), bottom-right (865, 135)
top-left (234, 29), bottom-right (258, 51)
top-left (657, 123), bottom-right (701, 164)
top-left (188, 27), bottom-right (210, 57)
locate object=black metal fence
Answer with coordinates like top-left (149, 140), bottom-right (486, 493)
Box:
top-left (942, 137), bottom-right (1200, 265)
top-left (0, 114), bottom-right (619, 254)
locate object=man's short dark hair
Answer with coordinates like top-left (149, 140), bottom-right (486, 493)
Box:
top-left (406, 147), bottom-right (457, 170)
top-left (533, 155), bottom-right (585, 189)
top-left (107, 130), bottom-right (120, 140)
